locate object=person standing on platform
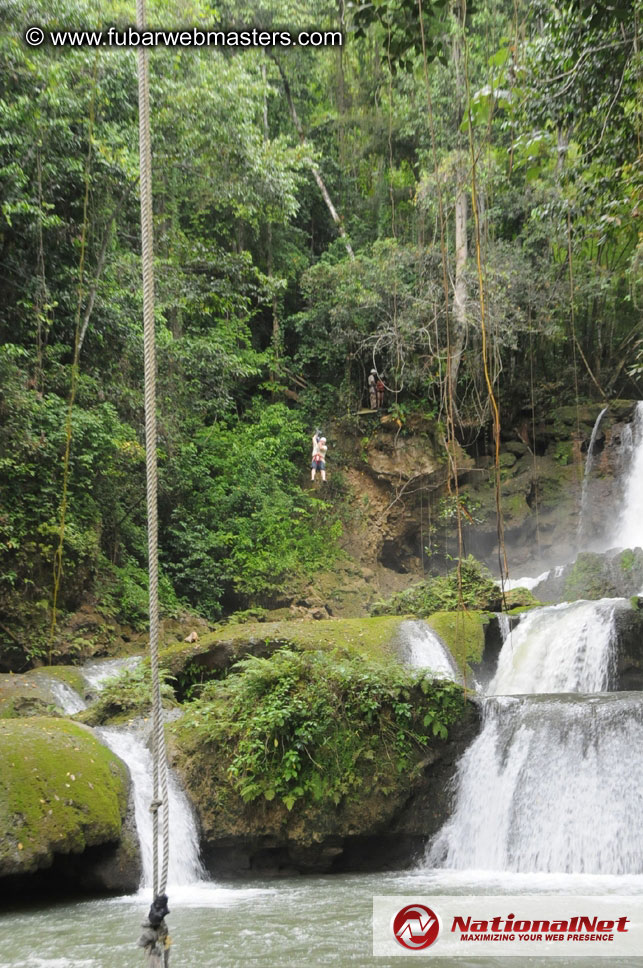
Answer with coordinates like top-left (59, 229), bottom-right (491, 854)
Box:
top-left (368, 369), bottom-right (377, 410)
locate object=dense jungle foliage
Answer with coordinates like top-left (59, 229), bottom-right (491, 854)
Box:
top-left (0, 0), bottom-right (641, 665)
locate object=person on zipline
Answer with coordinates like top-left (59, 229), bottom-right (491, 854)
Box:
top-left (311, 436), bottom-right (328, 482)
top-left (368, 369), bottom-right (378, 410)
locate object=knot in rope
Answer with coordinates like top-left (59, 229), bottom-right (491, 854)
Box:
top-left (137, 894), bottom-right (171, 966)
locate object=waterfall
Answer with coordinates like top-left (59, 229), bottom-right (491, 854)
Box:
top-left (496, 613), bottom-right (511, 644)
top-left (426, 593), bottom-right (638, 875)
top-left (427, 693), bottom-right (643, 875)
top-left (80, 654), bottom-right (205, 887)
top-left (97, 726), bottom-right (205, 887)
top-left (489, 599), bottom-right (620, 696)
top-left (502, 569), bottom-right (551, 592)
top-left (612, 401), bottom-right (643, 550)
top-left (424, 405), bottom-right (643, 877)
top-left (47, 678), bottom-right (87, 715)
top-left (577, 405), bottom-right (608, 546)
top-left (82, 655), bottom-right (142, 692)
top-left (397, 620), bottom-right (460, 680)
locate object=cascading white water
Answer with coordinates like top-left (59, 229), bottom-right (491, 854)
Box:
top-left (79, 653), bottom-right (204, 887)
top-left (502, 569), bottom-right (551, 591)
top-left (578, 405), bottom-right (609, 546)
top-left (82, 655), bottom-right (142, 691)
top-left (496, 613), bottom-right (511, 644)
top-left (426, 589), bottom-right (639, 874)
top-left (18, 670), bottom-right (88, 715)
top-left (612, 401), bottom-right (643, 550)
top-left (489, 599), bottom-right (620, 695)
top-left (97, 726), bottom-right (205, 887)
top-left (397, 620), bottom-right (460, 680)
top-left (47, 678), bottom-right (87, 714)
top-left (428, 693), bottom-right (643, 875)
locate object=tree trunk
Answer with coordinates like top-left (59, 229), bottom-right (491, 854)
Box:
top-left (556, 125), bottom-right (569, 177)
top-left (270, 55), bottom-right (355, 261)
top-left (261, 62), bottom-right (279, 383)
top-left (336, 0), bottom-right (347, 170)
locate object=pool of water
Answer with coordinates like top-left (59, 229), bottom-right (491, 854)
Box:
top-left (3, 869), bottom-right (643, 967)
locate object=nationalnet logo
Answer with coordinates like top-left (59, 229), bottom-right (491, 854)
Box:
top-left (373, 895), bottom-right (643, 958)
top-left (393, 904), bottom-right (440, 950)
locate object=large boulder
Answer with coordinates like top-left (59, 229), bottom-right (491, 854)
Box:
top-left (613, 601), bottom-right (643, 690)
top-left (171, 700), bottom-right (480, 877)
top-left (533, 549), bottom-right (643, 603)
top-left (0, 666), bottom-right (87, 719)
top-left (364, 415), bottom-right (474, 483)
top-left (169, 663), bottom-right (480, 878)
top-left (0, 717), bottom-right (140, 894)
top-left (160, 616), bottom-right (404, 699)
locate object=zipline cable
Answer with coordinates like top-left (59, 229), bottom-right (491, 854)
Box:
top-left (135, 0), bottom-right (171, 961)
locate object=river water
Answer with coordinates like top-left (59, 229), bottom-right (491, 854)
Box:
top-left (3, 870), bottom-right (643, 968)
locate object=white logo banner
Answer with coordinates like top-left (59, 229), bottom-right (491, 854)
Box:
top-left (373, 895), bottom-right (643, 957)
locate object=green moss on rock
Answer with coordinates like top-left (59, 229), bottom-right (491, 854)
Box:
top-left (77, 662), bottom-right (177, 727)
top-left (0, 718), bottom-right (128, 876)
top-left (169, 648), bottom-right (476, 869)
top-left (563, 552), bottom-right (617, 600)
top-left (159, 616), bottom-right (404, 696)
top-left (0, 667), bottom-right (86, 720)
top-left (370, 557), bottom-right (501, 617)
top-left (502, 588), bottom-right (540, 610)
top-left (499, 451), bottom-right (517, 469)
top-left (426, 610), bottom-right (489, 675)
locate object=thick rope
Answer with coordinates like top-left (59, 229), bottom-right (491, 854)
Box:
top-left (136, 0), bottom-right (170, 920)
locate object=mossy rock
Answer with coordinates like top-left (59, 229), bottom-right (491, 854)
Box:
top-left (500, 490), bottom-right (530, 524)
top-left (168, 650), bottom-right (480, 876)
top-left (160, 617), bottom-right (404, 697)
top-left (534, 549), bottom-right (643, 604)
top-left (564, 551), bottom-right (622, 600)
top-left (0, 667), bottom-right (86, 719)
top-left (33, 665), bottom-right (86, 694)
top-left (550, 440), bottom-right (574, 465)
top-left (0, 718), bottom-right (129, 877)
top-left (501, 588), bottom-right (540, 610)
top-left (547, 404), bottom-right (603, 437)
top-left (425, 611), bottom-right (489, 676)
top-left (503, 440), bottom-right (529, 457)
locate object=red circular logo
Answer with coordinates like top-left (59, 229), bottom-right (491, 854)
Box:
top-left (393, 904), bottom-right (440, 950)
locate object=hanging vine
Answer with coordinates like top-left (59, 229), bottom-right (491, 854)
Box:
top-left (462, 5), bottom-right (509, 587)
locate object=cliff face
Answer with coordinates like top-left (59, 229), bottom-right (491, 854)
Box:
top-left (328, 401), bottom-right (639, 600)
